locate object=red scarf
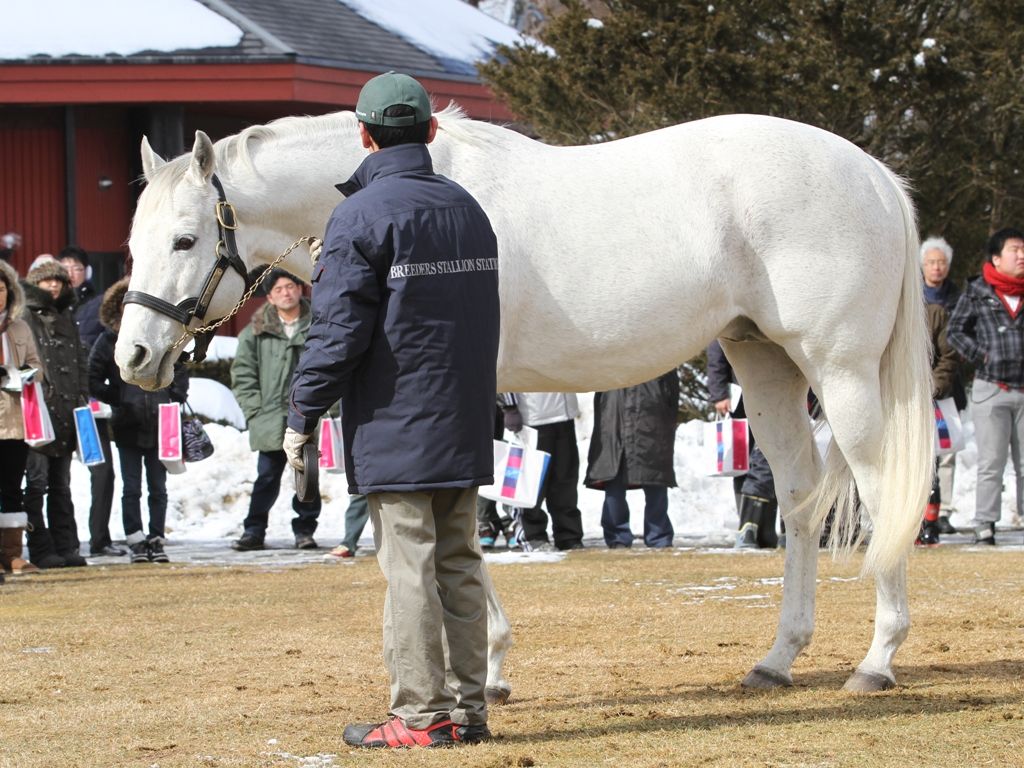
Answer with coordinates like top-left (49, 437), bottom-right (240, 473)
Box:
top-left (983, 261), bottom-right (1024, 318)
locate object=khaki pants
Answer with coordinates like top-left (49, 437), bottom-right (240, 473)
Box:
top-left (368, 488), bottom-right (488, 729)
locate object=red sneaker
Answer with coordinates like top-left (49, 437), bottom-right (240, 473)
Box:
top-left (343, 716), bottom-right (455, 748)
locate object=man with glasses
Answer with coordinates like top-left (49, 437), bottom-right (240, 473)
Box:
top-left (230, 270), bottom-right (322, 551)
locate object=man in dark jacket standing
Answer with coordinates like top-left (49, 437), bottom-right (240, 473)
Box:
top-left (947, 227), bottom-right (1024, 545)
top-left (285, 73), bottom-right (499, 749)
top-left (586, 372), bottom-right (679, 548)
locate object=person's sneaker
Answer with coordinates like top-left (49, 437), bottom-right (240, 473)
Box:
top-left (452, 723), bottom-right (492, 744)
top-left (525, 539), bottom-right (556, 553)
top-left (129, 541), bottom-right (151, 564)
top-left (325, 544), bottom-right (355, 560)
top-left (558, 541), bottom-right (585, 551)
top-left (148, 538), bottom-right (170, 563)
top-left (936, 516), bottom-right (957, 535)
top-left (231, 533), bottom-right (264, 552)
top-left (342, 716), bottom-right (456, 749)
top-left (973, 523), bottom-right (996, 546)
top-left (734, 523), bottom-right (759, 549)
top-left (90, 544), bottom-right (127, 556)
top-left (59, 551), bottom-right (88, 568)
top-left (477, 521), bottom-right (498, 550)
top-left (294, 534), bottom-right (318, 550)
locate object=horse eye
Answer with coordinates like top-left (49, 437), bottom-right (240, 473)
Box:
top-left (173, 235), bottom-right (196, 251)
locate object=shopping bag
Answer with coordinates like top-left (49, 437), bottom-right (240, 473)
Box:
top-left (478, 428), bottom-right (551, 509)
top-left (703, 417), bottom-right (750, 476)
top-left (317, 417), bottom-right (345, 474)
top-left (88, 398), bottom-right (112, 419)
top-left (158, 402), bottom-right (186, 474)
top-left (933, 398), bottom-right (965, 455)
top-left (73, 406), bottom-right (105, 466)
top-left (21, 381), bottom-right (55, 448)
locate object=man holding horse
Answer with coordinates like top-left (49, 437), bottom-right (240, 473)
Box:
top-left (283, 72), bottom-right (500, 748)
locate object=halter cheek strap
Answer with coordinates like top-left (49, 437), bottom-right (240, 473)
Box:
top-left (123, 173), bottom-right (252, 329)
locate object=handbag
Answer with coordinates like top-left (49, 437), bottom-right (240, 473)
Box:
top-left (478, 426), bottom-right (552, 509)
top-left (182, 402), bottom-right (215, 463)
top-left (703, 416), bottom-right (750, 477)
top-left (73, 406), bottom-right (105, 466)
top-left (21, 380), bottom-right (55, 448)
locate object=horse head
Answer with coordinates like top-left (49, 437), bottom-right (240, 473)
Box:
top-left (118, 131), bottom-right (250, 390)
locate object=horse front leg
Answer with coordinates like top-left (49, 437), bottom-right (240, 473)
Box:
top-left (842, 559), bottom-right (908, 691)
top-left (743, 518), bottom-right (820, 688)
top-left (479, 560), bottom-right (513, 704)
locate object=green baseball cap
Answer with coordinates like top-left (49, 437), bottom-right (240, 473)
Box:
top-left (355, 72), bottom-right (432, 127)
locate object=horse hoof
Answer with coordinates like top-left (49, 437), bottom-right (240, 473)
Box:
top-left (842, 670), bottom-right (895, 693)
top-left (741, 665), bottom-right (792, 689)
top-left (485, 686), bottom-right (511, 705)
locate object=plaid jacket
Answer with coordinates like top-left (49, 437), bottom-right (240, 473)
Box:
top-left (947, 276), bottom-right (1024, 386)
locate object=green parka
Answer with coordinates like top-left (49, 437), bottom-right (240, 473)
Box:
top-left (231, 299), bottom-right (311, 453)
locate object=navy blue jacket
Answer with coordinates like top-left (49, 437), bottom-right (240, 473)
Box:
top-left (288, 143), bottom-right (500, 493)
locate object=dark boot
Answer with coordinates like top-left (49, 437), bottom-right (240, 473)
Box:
top-left (735, 494), bottom-right (767, 549)
top-left (25, 509), bottom-right (61, 568)
top-left (756, 499), bottom-right (779, 548)
top-left (0, 527), bottom-right (40, 575)
top-left (916, 503), bottom-right (941, 547)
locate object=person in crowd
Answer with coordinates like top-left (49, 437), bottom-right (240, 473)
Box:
top-left (326, 494), bottom-right (369, 559)
top-left (283, 72), bottom-right (498, 748)
top-left (918, 292), bottom-right (961, 546)
top-left (89, 278), bottom-right (188, 563)
top-left (586, 371), bottom-right (680, 549)
top-left (58, 246), bottom-right (97, 305)
top-left (59, 246), bottom-right (118, 553)
top-left (230, 269), bottom-right (321, 551)
top-left (947, 227), bottom-right (1024, 545)
top-left (706, 340), bottom-right (779, 548)
top-left (920, 236), bottom-right (967, 533)
top-left (0, 260), bottom-right (43, 577)
top-left (21, 261), bottom-right (89, 568)
top-left (498, 392), bottom-right (584, 551)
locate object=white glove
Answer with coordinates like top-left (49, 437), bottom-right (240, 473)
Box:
top-left (309, 237), bottom-right (323, 265)
top-left (283, 427), bottom-right (314, 471)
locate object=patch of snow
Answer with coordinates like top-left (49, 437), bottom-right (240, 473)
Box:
top-left (586, 18), bottom-right (605, 29)
top-left (2, 0), bottom-right (243, 59)
top-left (336, 0), bottom-right (534, 75)
top-left (188, 377), bottom-right (245, 429)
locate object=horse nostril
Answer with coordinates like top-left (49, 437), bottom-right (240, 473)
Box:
top-left (129, 344), bottom-right (151, 370)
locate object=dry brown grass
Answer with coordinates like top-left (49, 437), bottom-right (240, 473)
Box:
top-left (2, 546), bottom-right (1023, 768)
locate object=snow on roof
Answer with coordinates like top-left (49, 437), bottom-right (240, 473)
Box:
top-left (336, 0), bottom-right (530, 75)
top-left (1, 0), bottom-right (243, 59)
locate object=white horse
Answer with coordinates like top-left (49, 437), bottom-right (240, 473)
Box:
top-left (118, 106), bottom-right (933, 697)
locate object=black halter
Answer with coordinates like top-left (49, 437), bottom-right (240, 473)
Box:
top-left (124, 174), bottom-right (251, 329)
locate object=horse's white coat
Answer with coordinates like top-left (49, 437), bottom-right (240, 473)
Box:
top-left (120, 107), bottom-right (934, 694)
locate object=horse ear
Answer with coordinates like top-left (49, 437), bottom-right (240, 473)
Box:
top-left (188, 130), bottom-right (217, 185)
top-left (140, 136), bottom-right (166, 181)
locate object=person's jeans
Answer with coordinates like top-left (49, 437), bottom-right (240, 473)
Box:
top-left (88, 428), bottom-right (117, 551)
top-left (242, 450), bottom-right (321, 538)
top-left (600, 463), bottom-right (673, 548)
top-left (119, 445), bottom-right (168, 540)
top-left (24, 451), bottom-right (79, 555)
top-left (971, 379), bottom-right (1024, 524)
top-left (341, 494), bottom-right (369, 551)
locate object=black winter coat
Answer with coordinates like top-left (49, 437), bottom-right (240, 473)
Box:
top-left (585, 371), bottom-right (679, 488)
top-left (21, 282), bottom-right (89, 456)
top-left (287, 143), bottom-right (500, 493)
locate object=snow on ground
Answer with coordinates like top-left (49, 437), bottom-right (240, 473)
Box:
top-left (69, 388), bottom-right (1024, 562)
top-left (1, 0), bottom-right (243, 59)
top-left (187, 378), bottom-right (245, 430)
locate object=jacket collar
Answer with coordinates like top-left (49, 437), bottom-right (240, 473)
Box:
top-left (335, 143), bottom-right (433, 198)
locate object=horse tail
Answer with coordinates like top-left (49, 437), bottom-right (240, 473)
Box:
top-left (860, 165), bottom-right (933, 576)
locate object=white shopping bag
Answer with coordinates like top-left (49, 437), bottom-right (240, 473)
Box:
top-left (158, 402), bottom-right (186, 474)
top-left (933, 398), bottom-right (964, 455)
top-left (317, 416), bottom-right (346, 474)
top-left (478, 426), bottom-right (551, 509)
top-left (88, 398), bottom-right (112, 419)
top-left (703, 417), bottom-right (750, 477)
top-left (21, 381), bottom-right (55, 448)
top-left (73, 406), bottom-right (105, 466)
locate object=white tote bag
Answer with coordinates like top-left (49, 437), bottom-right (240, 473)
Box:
top-left (21, 381), bottom-right (55, 448)
top-left (158, 402), bottom-right (186, 474)
top-left (703, 416), bottom-right (750, 477)
top-left (317, 416), bottom-right (346, 475)
top-left (933, 398), bottom-right (965, 455)
top-left (478, 426), bottom-right (551, 509)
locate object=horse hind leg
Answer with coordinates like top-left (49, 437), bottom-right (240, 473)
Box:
top-left (718, 339), bottom-right (823, 689)
top-left (816, 367), bottom-right (909, 692)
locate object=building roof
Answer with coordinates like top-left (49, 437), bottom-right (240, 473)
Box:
top-left (2, 0), bottom-right (528, 82)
